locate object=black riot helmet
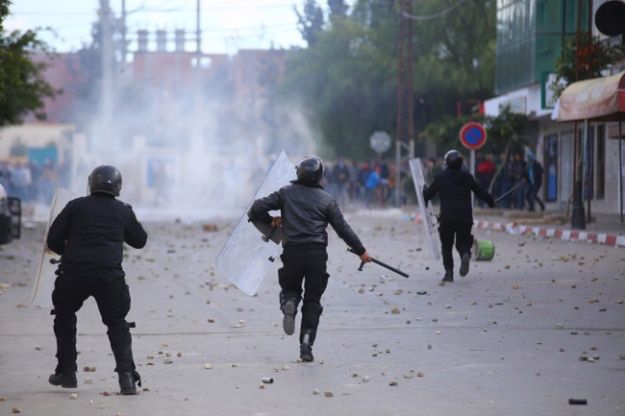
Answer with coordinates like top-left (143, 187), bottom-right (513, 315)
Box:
top-left (444, 149), bottom-right (463, 170)
top-left (88, 165), bottom-right (122, 196)
top-left (296, 155), bottom-right (324, 185)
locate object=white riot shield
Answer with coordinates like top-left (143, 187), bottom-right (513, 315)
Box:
top-left (409, 159), bottom-right (441, 260)
top-left (216, 151), bottom-right (296, 296)
top-left (31, 188), bottom-right (75, 306)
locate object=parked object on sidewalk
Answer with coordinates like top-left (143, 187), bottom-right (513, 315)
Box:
top-left (473, 239), bottom-right (495, 261)
top-left (0, 183), bottom-right (21, 245)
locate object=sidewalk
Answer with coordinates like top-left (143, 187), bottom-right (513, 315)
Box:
top-left (472, 208), bottom-right (625, 248)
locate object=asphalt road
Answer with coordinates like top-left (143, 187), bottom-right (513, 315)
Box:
top-left (1, 210), bottom-right (624, 416)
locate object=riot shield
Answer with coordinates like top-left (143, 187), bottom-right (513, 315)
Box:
top-left (409, 158), bottom-right (441, 260)
top-left (31, 188), bottom-right (75, 306)
top-left (216, 151), bottom-right (296, 296)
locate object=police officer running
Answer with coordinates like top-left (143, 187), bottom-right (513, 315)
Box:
top-left (248, 156), bottom-right (371, 362)
top-left (46, 165), bottom-right (147, 395)
top-left (424, 150), bottom-right (495, 284)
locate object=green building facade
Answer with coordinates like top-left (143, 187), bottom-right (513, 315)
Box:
top-left (496, 0), bottom-right (591, 95)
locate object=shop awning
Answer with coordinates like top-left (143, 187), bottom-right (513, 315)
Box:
top-left (557, 71), bottom-right (625, 122)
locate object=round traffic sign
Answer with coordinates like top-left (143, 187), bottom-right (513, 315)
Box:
top-left (369, 131), bottom-right (392, 154)
top-left (459, 122), bottom-right (487, 150)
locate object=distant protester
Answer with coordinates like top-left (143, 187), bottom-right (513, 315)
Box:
top-left (525, 151), bottom-right (545, 212)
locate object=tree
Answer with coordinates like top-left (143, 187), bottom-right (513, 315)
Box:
top-left (484, 107), bottom-right (535, 192)
top-left (552, 33), bottom-right (625, 98)
top-left (0, 0), bottom-right (56, 126)
top-left (409, 0), bottom-right (496, 129)
top-left (327, 0), bottom-right (348, 21)
top-left (282, 0), bottom-right (497, 159)
top-left (294, 0), bottom-right (325, 47)
top-left (282, 6), bottom-right (397, 159)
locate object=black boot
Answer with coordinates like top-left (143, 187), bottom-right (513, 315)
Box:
top-left (118, 370), bottom-right (141, 395)
top-left (459, 253), bottom-right (470, 277)
top-left (442, 269), bottom-right (454, 283)
top-left (299, 330), bottom-right (314, 362)
top-left (300, 343), bottom-right (314, 362)
top-left (48, 371), bottom-right (77, 388)
top-left (282, 298), bottom-right (296, 336)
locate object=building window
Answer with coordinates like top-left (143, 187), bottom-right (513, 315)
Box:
top-left (595, 124), bottom-right (605, 200)
top-left (544, 133), bottom-right (558, 202)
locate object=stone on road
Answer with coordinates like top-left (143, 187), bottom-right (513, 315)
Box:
top-left (0, 211), bottom-right (624, 415)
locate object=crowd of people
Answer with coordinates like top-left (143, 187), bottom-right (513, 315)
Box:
top-left (0, 159), bottom-right (69, 204)
top-left (322, 149), bottom-right (545, 212)
top-left (475, 150), bottom-right (545, 212)
top-left (0, 151), bottom-right (545, 212)
top-left (321, 158), bottom-right (401, 208)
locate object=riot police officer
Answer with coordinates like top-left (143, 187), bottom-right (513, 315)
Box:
top-left (424, 150), bottom-right (495, 283)
top-left (248, 155), bottom-right (371, 362)
top-left (47, 165), bottom-right (147, 395)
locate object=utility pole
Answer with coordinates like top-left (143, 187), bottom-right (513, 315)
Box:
top-left (99, 0), bottom-right (115, 155)
top-left (196, 0), bottom-right (202, 57)
top-left (395, 0), bottom-right (415, 206)
top-left (121, 0), bottom-right (127, 65)
top-left (570, 0), bottom-right (586, 229)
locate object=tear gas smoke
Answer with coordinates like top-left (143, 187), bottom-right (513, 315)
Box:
top-left (69, 63), bottom-right (317, 221)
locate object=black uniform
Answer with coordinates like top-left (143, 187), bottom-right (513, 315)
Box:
top-left (248, 180), bottom-right (365, 346)
top-left (47, 193), bottom-right (147, 375)
top-left (423, 169), bottom-right (494, 273)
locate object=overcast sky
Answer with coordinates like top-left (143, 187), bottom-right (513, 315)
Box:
top-left (5, 0), bottom-right (340, 55)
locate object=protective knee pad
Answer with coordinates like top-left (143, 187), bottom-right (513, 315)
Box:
top-left (300, 303), bottom-right (323, 346)
top-left (53, 312), bottom-right (77, 332)
top-left (105, 319), bottom-right (133, 337)
top-left (301, 302), bottom-right (323, 325)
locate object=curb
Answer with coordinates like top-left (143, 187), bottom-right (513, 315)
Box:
top-left (473, 220), bottom-right (625, 248)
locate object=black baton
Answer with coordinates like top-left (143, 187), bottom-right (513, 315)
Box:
top-left (348, 248), bottom-right (409, 278)
top-left (495, 184), bottom-right (519, 204)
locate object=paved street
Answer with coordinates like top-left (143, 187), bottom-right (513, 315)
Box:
top-left (1, 210), bottom-right (624, 416)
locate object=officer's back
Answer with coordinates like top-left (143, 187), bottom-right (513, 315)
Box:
top-left (434, 169), bottom-right (475, 221)
top-left (47, 179), bottom-right (146, 278)
top-left (251, 181), bottom-right (362, 250)
top-left (426, 163), bottom-right (493, 223)
top-left (279, 183), bottom-right (335, 246)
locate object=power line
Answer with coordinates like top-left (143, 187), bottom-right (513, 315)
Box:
top-left (15, 2), bottom-right (298, 15)
top-left (401, 0), bottom-right (470, 21)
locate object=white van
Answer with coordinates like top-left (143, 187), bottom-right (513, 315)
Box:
top-left (0, 183), bottom-right (21, 245)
